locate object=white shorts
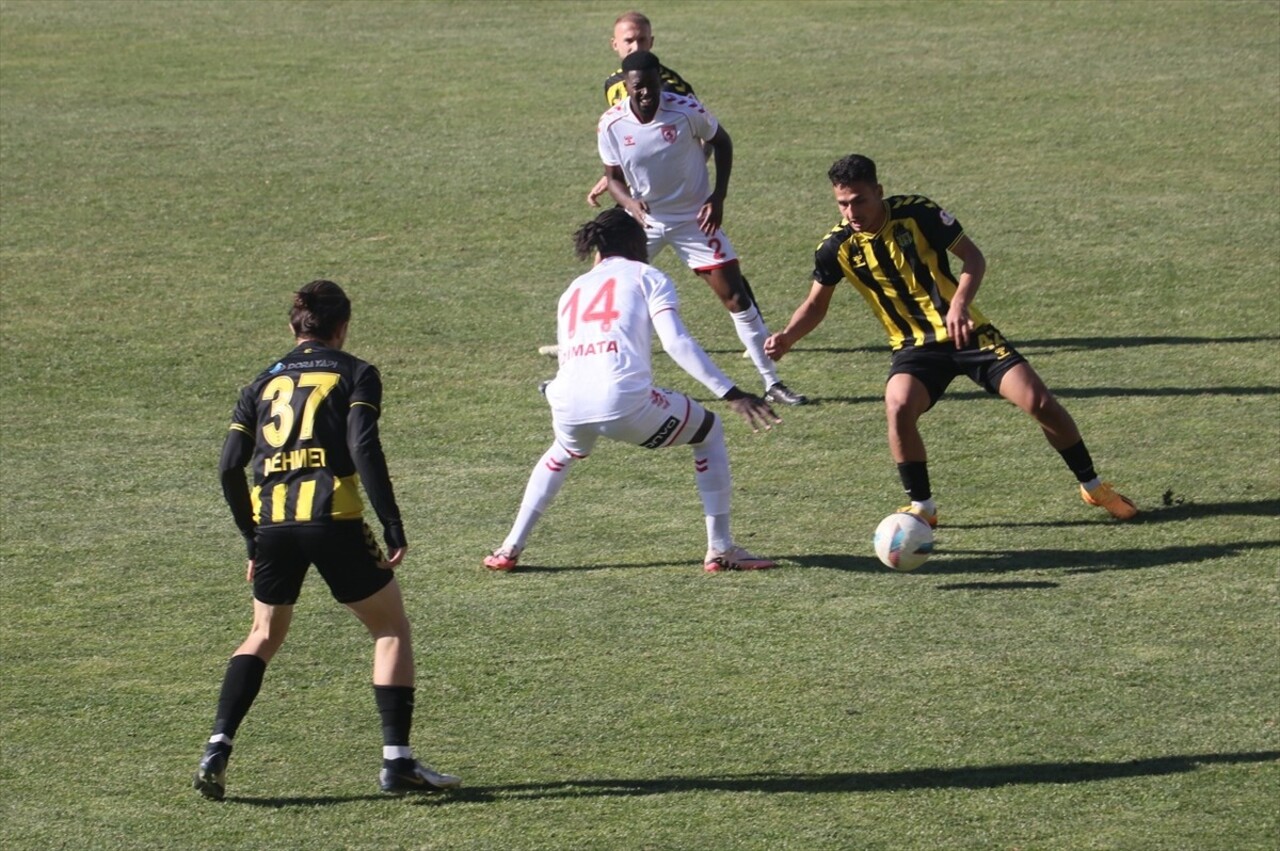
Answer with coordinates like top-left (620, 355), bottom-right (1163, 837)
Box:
top-left (644, 217), bottom-right (739, 271)
top-left (553, 387), bottom-right (713, 457)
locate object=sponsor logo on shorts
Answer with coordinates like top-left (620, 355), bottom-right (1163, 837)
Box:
top-left (641, 415), bottom-right (681, 449)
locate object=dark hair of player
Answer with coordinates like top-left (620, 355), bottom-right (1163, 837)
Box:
top-left (621, 49), bottom-right (661, 74)
top-left (828, 154), bottom-right (879, 187)
top-left (573, 208), bottom-right (649, 263)
top-left (289, 279), bottom-right (352, 341)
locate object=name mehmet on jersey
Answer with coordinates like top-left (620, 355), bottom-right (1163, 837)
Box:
top-left (263, 447), bottom-right (327, 475)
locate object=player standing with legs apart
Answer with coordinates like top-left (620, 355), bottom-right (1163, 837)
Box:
top-left (193, 281), bottom-right (461, 800)
top-left (485, 209), bottom-right (781, 573)
top-left (765, 154), bottom-right (1138, 524)
top-left (597, 50), bottom-right (808, 407)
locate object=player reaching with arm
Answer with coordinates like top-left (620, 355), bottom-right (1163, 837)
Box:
top-left (484, 208), bottom-right (781, 574)
top-left (765, 154), bottom-right (1137, 524)
top-left (596, 50), bottom-right (807, 407)
top-left (194, 281), bottom-right (461, 801)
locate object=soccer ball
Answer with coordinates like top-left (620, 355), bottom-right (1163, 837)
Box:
top-left (873, 512), bottom-right (934, 572)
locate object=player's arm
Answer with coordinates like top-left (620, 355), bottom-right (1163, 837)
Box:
top-left (653, 307), bottom-right (778, 432)
top-left (945, 235), bottom-right (985, 349)
top-left (603, 163), bottom-right (647, 222)
top-left (765, 281), bottom-right (836, 362)
top-left (348, 368), bottom-right (408, 561)
top-left (698, 125), bottom-right (733, 235)
top-left (218, 424), bottom-right (257, 559)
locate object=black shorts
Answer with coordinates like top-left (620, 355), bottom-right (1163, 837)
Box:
top-left (252, 521), bottom-right (392, 606)
top-left (888, 323), bottom-right (1027, 408)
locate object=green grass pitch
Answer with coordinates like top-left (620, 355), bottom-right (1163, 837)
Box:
top-left (1, 1), bottom-right (1277, 848)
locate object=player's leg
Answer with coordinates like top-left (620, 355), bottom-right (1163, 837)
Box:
top-left (884, 372), bottom-right (940, 526)
top-left (668, 221), bottom-right (806, 405)
top-left (886, 348), bottom-right (955, 526)
top-left (344, 578), bottom-right (461, 793)
top-left (607, 387), bottom-right (775, 571)
top-left (994, 361), bottom-right (1137, 518)
top-left (309, 523), bottom-right (460, 794)
top-left (194, 530), bottom-right (303, 800)
top-left (485, 425), bottom-right (598, 571)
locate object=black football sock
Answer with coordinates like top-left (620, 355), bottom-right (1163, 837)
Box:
top-left (374, 685), bottom-right (415, 748)
top-left (1057, 439), bottom-right (1098, 484)
top-left (209, 653), bottom-right (267, 743)
top-left (896, 461), bottom-right (932, 502)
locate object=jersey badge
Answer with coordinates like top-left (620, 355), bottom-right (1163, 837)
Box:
top-left (661, 125), bottom-right (678, 143)
top-left (939, 209), bottom-right (956, 226)
top-left (893, 225), bottom-right (916, 251)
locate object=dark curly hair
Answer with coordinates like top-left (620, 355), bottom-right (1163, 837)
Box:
top-left (573, 208), bottom-right (649, 263)
top-left (828, 154), bottom-right (878, 187)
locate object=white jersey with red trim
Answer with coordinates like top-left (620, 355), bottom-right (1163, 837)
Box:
top-left (545, 256), bottom-right (680, 424)
top-left (597, 93), bottom-right (718, 222)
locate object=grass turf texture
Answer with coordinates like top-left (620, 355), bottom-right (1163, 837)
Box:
top-left (2, 1), bottom-right (1277, 848)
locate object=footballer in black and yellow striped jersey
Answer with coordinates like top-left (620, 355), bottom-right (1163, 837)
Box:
top-left (812, 194), bottom-right (991, 352)
top-left (764, 154), bottom-right (1138, 523)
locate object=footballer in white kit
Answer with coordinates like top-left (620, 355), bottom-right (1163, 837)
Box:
top-left (485, 209), bottom-right (780, 574)
top-left (594, 50), bottom-right (808, 407)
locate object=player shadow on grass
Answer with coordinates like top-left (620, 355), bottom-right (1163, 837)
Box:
top-left (951, 497), bottom-right (1280, 529)
top-left (445, 749), bottom-right (1280, 802)
top-left (792, 536), bottom-right (1280, 577)
top-left (703, 333), bottom-right (1280, 359)
top-left (222, 749), bottom-right (1280, 807)
top-left (504, 560), bottom-right (695, 573)
top-left (811, 384), bottom-right (1279, 406)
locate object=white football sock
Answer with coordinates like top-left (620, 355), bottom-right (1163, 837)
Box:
top-left (504, 444), bottom-right (576, 550)
top-left (692, 419), bottom-right (732, 550)
top-left (730, 306), bottom-right (780, 390)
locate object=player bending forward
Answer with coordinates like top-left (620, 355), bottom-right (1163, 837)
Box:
top-left (766, 154), bottom-right (1138, 525)
top-left (485, 208), bottom-right (781, 573)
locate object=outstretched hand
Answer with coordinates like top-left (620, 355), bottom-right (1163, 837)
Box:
top-left (764, 332), bottom-right (792, 361)
top-left (727, 394), bottom-right (781, 433)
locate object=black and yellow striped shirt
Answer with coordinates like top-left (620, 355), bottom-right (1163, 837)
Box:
top-left (225, 343), bottom-right (392, 527)
top-left (812, 195), bottom-right (989, 351)
top-left (603, 63), bottom-right (696, 107)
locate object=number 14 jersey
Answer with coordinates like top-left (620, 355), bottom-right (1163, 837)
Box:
top-left (545, 256), bottom-right (680, 424)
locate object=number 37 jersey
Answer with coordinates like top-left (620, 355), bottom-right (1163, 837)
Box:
top-left (545, 256), bottom-right (680, 424)
top-left (229, 343), bottom-right (383, 526)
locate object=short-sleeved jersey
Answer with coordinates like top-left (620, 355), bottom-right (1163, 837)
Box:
top-left (812, 195), bottom-right (990, 351)
top-left (544, 256), bottom-right (681, 424)
top-left (603, 63), bottom-right (696, 107)
top-left (229, 342), bottom-right (381, 526)
top-left (597, 93), bottom-right (718, 221)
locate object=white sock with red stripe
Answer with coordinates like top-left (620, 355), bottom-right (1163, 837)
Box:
top-left (503, 444), bottom-right (576, 550)
top-left (730, 306), bottom-right (780, 389)
top-left (692, 419), bottom-right (732, 550)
